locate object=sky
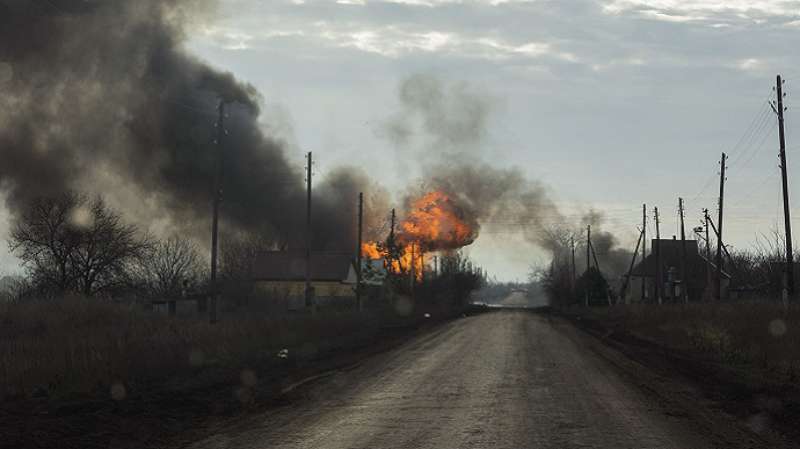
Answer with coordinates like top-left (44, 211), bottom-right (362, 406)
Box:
top-left (179, 0), bottom-right (800, 281)
top-left (4, 0), bottom-right (800, 282)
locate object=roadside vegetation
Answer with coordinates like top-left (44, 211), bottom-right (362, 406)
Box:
top-left (535, 225), bottom-right (800, 389)
top-left (569, 303), bottom-right (800, 382)
top-left (0, 297), bottom-right (383, 400)
top-left (0, 191), bottom-right (487, 402)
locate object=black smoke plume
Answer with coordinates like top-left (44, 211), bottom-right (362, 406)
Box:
top-left (0, 0), bottom-right (375, 252)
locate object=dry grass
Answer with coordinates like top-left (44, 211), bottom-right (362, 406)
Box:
top-left (0, 297), bottom-right (379, 400)
top-left (576, 303), bottom-right (800, 380)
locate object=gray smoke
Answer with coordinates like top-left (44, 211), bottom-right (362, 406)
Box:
top-left (385, 74), bottom-right (633, 279)
top-left (579, 210), bottom-right (633, 281)
top-left (381, 73), bottom-right (494, 174)
top-left (0, 0), bottom-right (373, 252)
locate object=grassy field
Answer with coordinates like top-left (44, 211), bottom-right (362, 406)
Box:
top-left (568, 303), bottom-right (800, 382)
top-left (0, 296), bottom-right (384, 401)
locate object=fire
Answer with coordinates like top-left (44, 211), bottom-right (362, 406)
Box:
top-left (399, 191), bottom-right (474, 250)
top-left (361, 190), bottom-right (475, 281)
top-left (362, 242), bottom-right (382, 260)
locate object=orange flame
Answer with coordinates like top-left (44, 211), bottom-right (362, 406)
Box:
top-left (361, 190), bottom-right (475, 281)
top-left (399, 191), bottom-right (474, 250)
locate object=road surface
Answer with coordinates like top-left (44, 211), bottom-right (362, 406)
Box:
top-left (186, 310), bottom-right (752, 449)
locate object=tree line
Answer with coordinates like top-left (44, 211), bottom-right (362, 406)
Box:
top-left (6, 192), bottom-right (205, 302)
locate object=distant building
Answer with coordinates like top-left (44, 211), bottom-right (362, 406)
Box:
top-left (626, 239), bottom-right (731, 303)
top-left (251, 251), bottom-right (358, 309)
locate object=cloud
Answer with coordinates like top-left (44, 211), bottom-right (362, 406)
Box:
top-left (603, 0), bottom-right (800, 16)
top-left (736, 58), bottom-right (765, 72)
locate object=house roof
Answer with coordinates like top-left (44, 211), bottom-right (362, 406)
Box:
top-left (251, 251), bottom-right (356, 282)
top-left (630, 239), bottom-right (731, 284)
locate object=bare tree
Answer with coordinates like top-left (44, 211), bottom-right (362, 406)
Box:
top-left (9, 192), bottom-right (151, 297)
top-left (9, 192), bottom-right (81, 296)
top-left (136, 236), bottom-right (204, 300)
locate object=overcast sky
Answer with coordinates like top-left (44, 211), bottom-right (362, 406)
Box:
top-left (3, 0), bottom-right (797, 282)
top-left (181, 0), bottom-right (800, 281)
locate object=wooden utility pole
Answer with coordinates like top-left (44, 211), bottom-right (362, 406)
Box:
top-left (305, 151), bottom-right (314, 313)
top-left (356, 192), bottom-right (364, 311)
top-left (388, 208), bottom-right (396, 271)
top-left (588, 240), bottom-right (613, 306)
top-left (678, 198), bottom-right (688, 303)
top-left (570, 236), bottom-right (576, 291)
top-left (704, 208), bottom-right (711, 301)
top-left (590, 240), bottom-right (601, 272)
top-left (708, 217), bottom-right (736, 273)
top-left (704, 209), bottom-right (711, 261)
top-left (209, 100), bottom-right (225, 324)
top-left (775, 75), bottom-right (794, 300)
top-left (620, 228), bottom-right (644, 303)
top-left (641, 204), bottom-right (647, 302)
top-left (410, 242), bottom-right (416, 295)
top-left (716, 152), bottom-right (726, 301)
top-left (654, 207), bottom-right (662, 305)
top-left (585, 225), bottom-right (591, 307)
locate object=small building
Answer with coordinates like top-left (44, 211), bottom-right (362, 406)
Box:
top-left (625, 239), bottom-right (731, 303)
top-left (251, 251), bottom-right (358, 309)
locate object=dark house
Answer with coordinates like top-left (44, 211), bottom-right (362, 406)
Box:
top-left (626, 239), bottom-right (731, 303)
top-left (250, 251), bottom-right (357, 309)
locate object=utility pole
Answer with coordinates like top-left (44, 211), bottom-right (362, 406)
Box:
top-left (703, 209), bottom-right (711, 261)
top-left (641, 204), bottom-right (647, 302)
top-left (305, 151), bottom-right (314, 313)
top-left (570, 236), bottom-right (576, 292)
top-left (410, 242), bottom-right (416, 295)
top-left (209, 100), bottom-right (225, 324)
top-left (356, 192), bottom-right (363, 311)
top-left (590, 240), bottom-right (601, 272)
top-left (620, 228), bottom-right (644, 303)
top-left (586, 225), bottom-right (591, 307)
top-left (708, 217), bottom-right (736, 273)
top-left (654, 207), bottom-right (662, 305)
top-left (774, 75), bottom-right (794, 300)
top-left (704, 208), bottom-right (711, 301)
top-left (716, 152), bottom-right (726, 301)
top-left (679, 198), bottom-right (688, 303)
top-left (589, 238), bottom-right (612, 306)
top-left (388, 208), bottom-right (396, 271)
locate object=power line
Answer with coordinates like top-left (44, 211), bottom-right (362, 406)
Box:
top-left (692, 91), bottom-right (774, 202)
top-left (729, 101), bottom-right (773, 167)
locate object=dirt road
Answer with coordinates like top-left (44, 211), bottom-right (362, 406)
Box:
top-left (184, 310), bottom-right (772, 449)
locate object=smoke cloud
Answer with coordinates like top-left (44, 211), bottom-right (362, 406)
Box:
top-left (384, 74), bottom-right (633, 280)
top-left (0, 1), bottom-right (632, 279)
top-left (0, 0), bottom-right (377, 253)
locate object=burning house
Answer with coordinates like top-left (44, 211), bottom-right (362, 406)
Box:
top-left (361, 190), bottom-right (477, 279)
